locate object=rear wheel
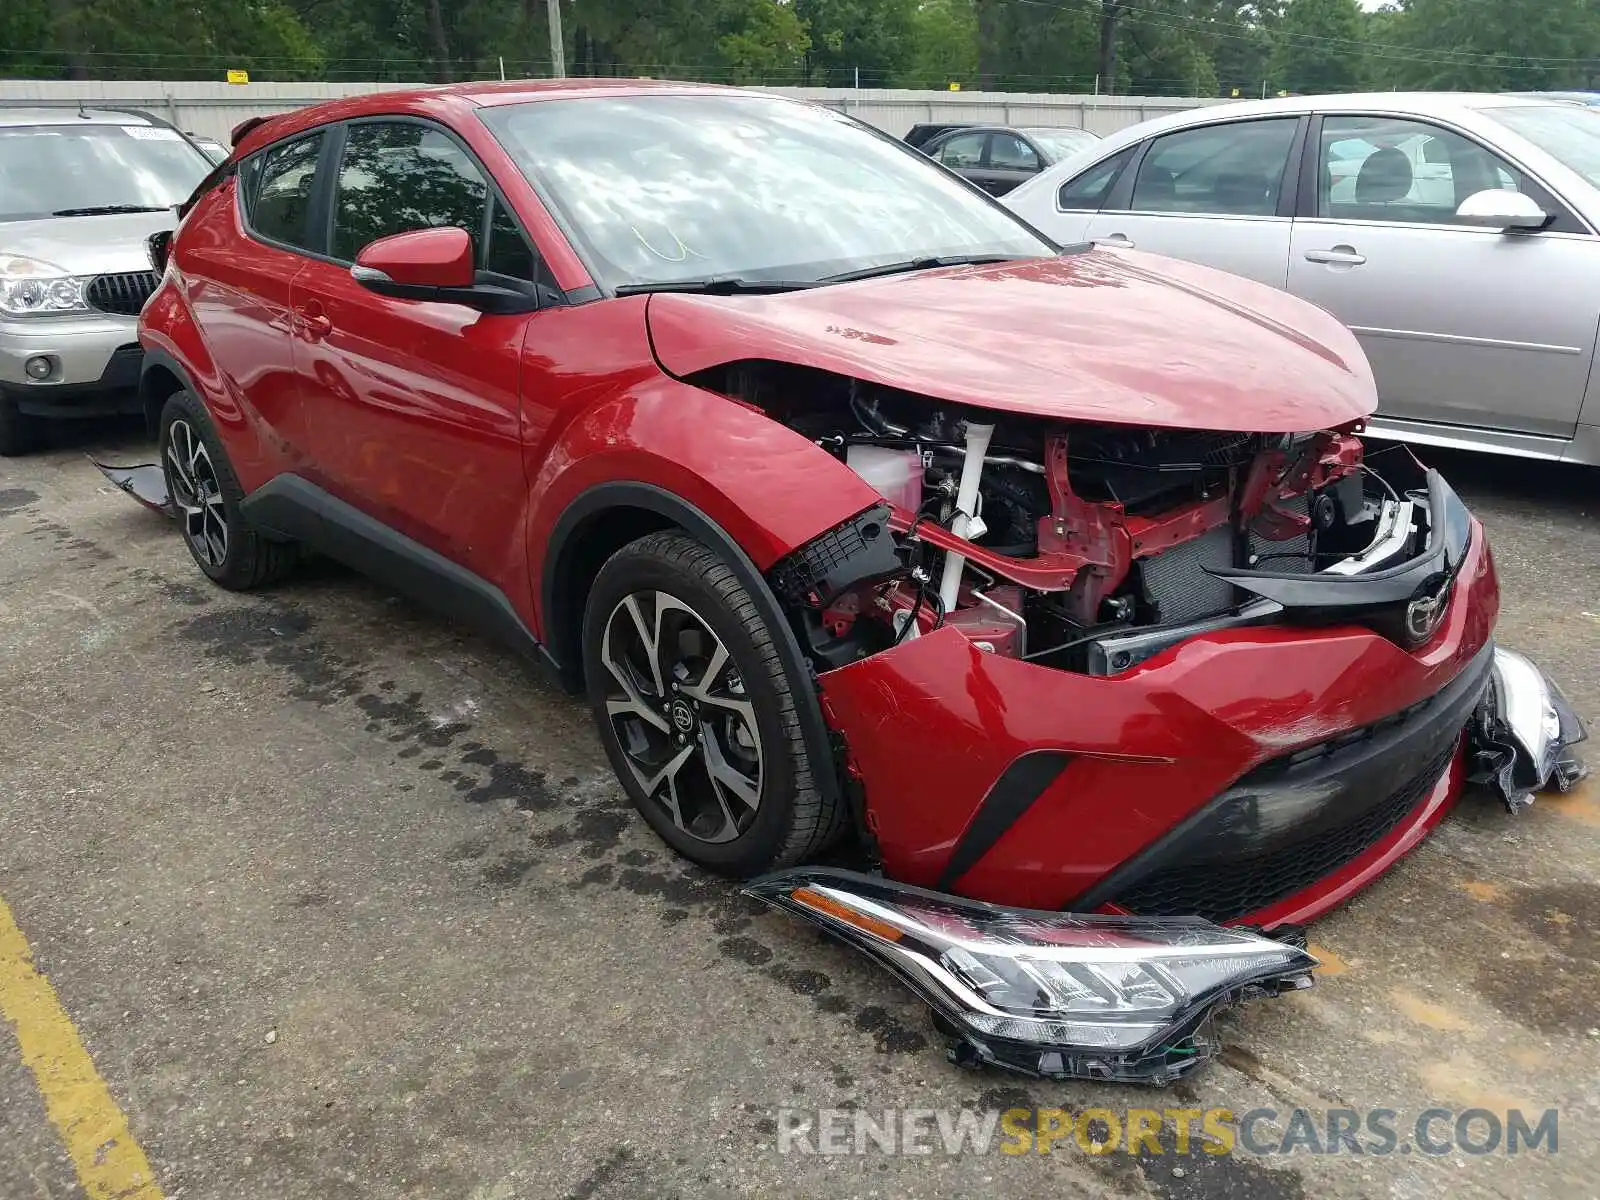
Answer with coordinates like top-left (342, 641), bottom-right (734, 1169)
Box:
top-left (582, 531), bottom-right (842, 876)
top-left (158, 390), bottom-right (297, 589)
top-left (0, 395), bottom-right (40, 456)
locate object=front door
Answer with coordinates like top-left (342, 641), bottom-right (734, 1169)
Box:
top-left (1287, 114), bottom-right (1600, 438)
top-left (290, 118), bottom-right (543, 580)
top-left (1081, 116), bottom-right (1302, 287)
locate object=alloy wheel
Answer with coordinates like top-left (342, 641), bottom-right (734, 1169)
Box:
top-left (166, 418), bottom-right (228, 568)
top-left (600, 590), bottom-right (763, 845)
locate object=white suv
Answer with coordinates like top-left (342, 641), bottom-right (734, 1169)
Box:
top-left (0, 106), bottom-right (214, 454)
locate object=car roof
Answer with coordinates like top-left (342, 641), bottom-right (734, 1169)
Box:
top-left (0, 105), bottom-right (164, 129)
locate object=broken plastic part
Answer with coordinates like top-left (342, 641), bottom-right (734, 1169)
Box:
top-left (91, 458), bottom-right (174, 517)
top-left (1468, 646), bottom-right (1589, 811)
top-left (743, 867), bottom-right (1316, 1084)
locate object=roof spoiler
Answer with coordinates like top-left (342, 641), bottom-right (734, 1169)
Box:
top-left (230, 115), bottom-right (274, 148)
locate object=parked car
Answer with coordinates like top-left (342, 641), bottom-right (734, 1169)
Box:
top-left (186, 133), bottom-right (230, 164)
top-left (127, 81), bottom-right (1580, 1078)
top-left (0, 105), bottom-right (213, 454)
top-left (920, 123), bottom-right (1100, 195)
top-left (902, 121), bottom-right (974, 150)
top-left (1004, 93), bottom-right (1600, 465)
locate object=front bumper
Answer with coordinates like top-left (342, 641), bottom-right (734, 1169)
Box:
top-left (0, 314), bottom-right (144, 416)
top-left (818, 507), bottom-right (1501, 927)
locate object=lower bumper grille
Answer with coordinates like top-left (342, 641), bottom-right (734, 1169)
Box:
top-left (1089, 643), bottom-right (1494, 924)
top-left (1113, 740), bottom-right (1456, 922)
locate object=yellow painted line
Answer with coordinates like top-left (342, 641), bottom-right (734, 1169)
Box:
top-left (0, 897), bottom-right (163, 1200)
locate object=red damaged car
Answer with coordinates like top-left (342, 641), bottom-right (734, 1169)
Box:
top-left (128, 81), bottom-right (1584, 1082)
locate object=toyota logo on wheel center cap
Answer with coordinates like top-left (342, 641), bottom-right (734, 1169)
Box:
top-left (670, 699), bottom-right (696, 732)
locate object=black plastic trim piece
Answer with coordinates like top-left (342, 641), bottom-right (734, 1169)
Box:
top-left (240, 474), bottom-right (552, 670)
top-left (542, 480), bottom-right (845, 820)
top-left (1208, 469), bottom-right (1470, 609)
top-left (1074, 640), bottom-right (1495, 915)
top-left (937, 751), bottom-right (1073, 890)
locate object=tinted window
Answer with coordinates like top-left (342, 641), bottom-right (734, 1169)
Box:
top-left (1318, 115), bottom-right (1535, 224)
top-left (1131, 119), bottom-right (1297, 216)
top-left (0, 123), bottom-right (211, 221)
top-left (485, 196), bottom-right (537, 281)
top-left (480, 96), bottom-right (1050, 290)
top-left (330, 122), bottom-right (492, 262)
top-left (988, 133), bottom-right (1039, 171)
top-left (244, 133), bottom-right (325, 250)
top-left (1057, 146), bottom-right (1135, 211)
top-left (936, 132), bottom-right (987, 168)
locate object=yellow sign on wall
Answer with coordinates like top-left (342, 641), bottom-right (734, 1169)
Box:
top-left (949, 81), bottom-right (961, 91)
top-left (226, 69), bottom-right (249, 85)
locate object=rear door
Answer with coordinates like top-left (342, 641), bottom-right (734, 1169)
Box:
top-left (186, 130), bottom-right (326, 458)
top-left (980, 132), bottom-right (1043, 197)
top-left (1286, 113), bottom-right (1600, 437)
top-left (289, 117), bottom-right (546, 575)
top-left (1081, 116), bottom-right (1304, 287)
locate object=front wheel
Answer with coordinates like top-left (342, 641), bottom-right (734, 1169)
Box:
top-left (582, 531), bottom-right (843, 876)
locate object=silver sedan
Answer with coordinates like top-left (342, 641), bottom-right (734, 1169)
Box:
top-left (1004, 93), bottom-right (1600, 465)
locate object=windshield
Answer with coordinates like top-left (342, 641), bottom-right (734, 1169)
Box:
top-left (1486, 104), bottom-right (1600, 189)
top-left (1023, 128), bottom-right (1098, 159)
top-left (0, 123), bottom-right (210, 221)
top-left (479, 95), bottom-right (1052, 289)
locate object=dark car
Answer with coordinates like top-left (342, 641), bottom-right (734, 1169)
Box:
top-left (902, 122), bottom-right (975, 149)
top-left (123, 80), bottom-right (1583, 1082)
top-left (921, 123), bottom-right (1100, 195)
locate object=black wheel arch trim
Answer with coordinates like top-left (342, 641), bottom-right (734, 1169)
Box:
top-left (139, 346), bottom-right (202, 433)
top-left (542, 480), bottom-right (846, 820)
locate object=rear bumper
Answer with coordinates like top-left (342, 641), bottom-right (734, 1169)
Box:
top-left (818, 513), bottom-right (1499, 927)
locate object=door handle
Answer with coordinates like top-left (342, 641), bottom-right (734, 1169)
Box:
top-left (1303, 247), bottom-right (1366, 266)
top-left (294, 305), bottom-right (332, 340)
top-left (1095, 233), bottom-right (1135, 249)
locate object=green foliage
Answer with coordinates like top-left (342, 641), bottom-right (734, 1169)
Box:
top-left (4, 0), bottom-right (1600, 95)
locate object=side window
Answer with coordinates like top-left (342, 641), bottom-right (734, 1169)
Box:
top-left (484, 196), bottom-right (537, 282)
top-left (1057, 145), bottom-right (1136, 211)
top-left (1319, 115), bottom-right (1537, 225)
top-left (1130, 118), bottom-right (1298, 216)
top-left (1057, 145), bottom-right (1135, 211)
top-left (988, 133), bottom-right (1039, 172)
top-left (936, 132), bottom-right (987, 168)
top-left (331, 121), bottom-right (490, 262)
top-left (243, 132), bottom-right (325, 251)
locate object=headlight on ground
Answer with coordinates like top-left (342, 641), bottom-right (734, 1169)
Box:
top-left (744, 868), bottom-right (1317, 1084)
top-left (0, 256), bottom-right (91, 317)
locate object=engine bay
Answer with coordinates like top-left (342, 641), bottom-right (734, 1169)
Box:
top-left (694, 361), bottom-right (1444, 676)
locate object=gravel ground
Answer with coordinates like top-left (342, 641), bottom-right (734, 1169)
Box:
top-left (1, 422), bottom-right (1597, 1200)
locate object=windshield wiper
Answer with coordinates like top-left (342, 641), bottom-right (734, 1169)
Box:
top-left (50, 205), bottom-right (170, 217)
top-left (822, 254), bottom-right (1021, 284)
top-left (613, 277), bottom-right (818, 297)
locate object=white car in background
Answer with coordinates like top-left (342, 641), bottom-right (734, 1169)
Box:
top-left (1005, 93), bottom-right (1600, 466)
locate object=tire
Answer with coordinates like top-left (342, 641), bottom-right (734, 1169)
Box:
top-left (582, 530), bottom-right (843, 876)
top-left (0, 395), bottom-right (40, 457)
top-left (158, 390), bottom-right (297, 590)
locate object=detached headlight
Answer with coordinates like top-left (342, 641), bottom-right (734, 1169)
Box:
top-left (0, 256), bottom-right (91, 317)
top-left (745, 868), bottom-right (1317, 1084)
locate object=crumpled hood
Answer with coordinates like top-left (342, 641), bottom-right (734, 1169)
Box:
top-left (2, 210), bottom-right (174, 275)
top-left (647, 249), bottom-right (1377, 433)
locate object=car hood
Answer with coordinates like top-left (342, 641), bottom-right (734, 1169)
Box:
top-left (3, 210), bottom-right (175, 275)
top-left (646, 249), bottom-right (1377, 433)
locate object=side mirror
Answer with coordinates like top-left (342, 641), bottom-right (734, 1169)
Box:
top-left (1454, 188), bottom-right (1552, 232)
top-left (351, 226), bottom-right (536, 314)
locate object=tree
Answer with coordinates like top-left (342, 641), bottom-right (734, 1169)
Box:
top-left (1272, 0), bottom-right (1364, 93)
top-left (796, 0), bottom-right (917, 87)
top-left (906, 0), bottom-right (978, 89)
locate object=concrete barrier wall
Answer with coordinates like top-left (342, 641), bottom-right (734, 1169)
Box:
top-left (0, 79), bottom-right (1223, 142)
